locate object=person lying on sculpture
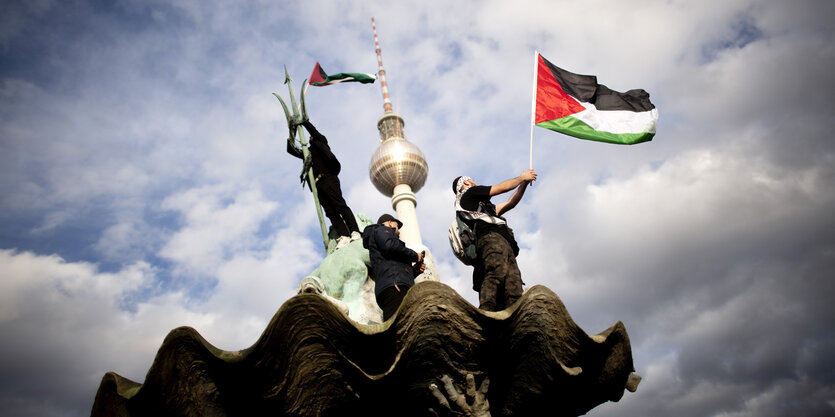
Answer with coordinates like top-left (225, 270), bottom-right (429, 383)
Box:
top-left (362, 214), bottom-right (425, 321)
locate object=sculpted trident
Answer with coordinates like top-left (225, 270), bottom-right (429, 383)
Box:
top-left (273, 66), bottom-right (330, 250)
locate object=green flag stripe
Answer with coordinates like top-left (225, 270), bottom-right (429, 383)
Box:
top-left (330, 72), bottom-right (376, 82)
top-left (536, 116), bottom-right (655, 145)
top-left (312, 72), bottom-right (376, 86)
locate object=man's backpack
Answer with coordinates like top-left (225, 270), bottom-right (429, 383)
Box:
top-left (448, 214), bottom-right (477, 265)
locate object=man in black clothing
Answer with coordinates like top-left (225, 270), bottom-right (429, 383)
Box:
top-left (287, 120), bottom-right (360, 248)
top-left (362, 214), bottom-right (426, 321)
top-left (452, 169), bottom-right (537, 311)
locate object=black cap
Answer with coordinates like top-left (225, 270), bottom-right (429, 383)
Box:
top-left (377, 214), bottom-right (403, 228)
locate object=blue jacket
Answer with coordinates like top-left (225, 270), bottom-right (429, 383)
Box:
top-left (362, 224), bottom-right (420, 296)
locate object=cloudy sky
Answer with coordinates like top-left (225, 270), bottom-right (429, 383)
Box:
top-left (1, 0), bottom-right (834, 416)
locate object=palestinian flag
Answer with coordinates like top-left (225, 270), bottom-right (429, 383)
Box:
top-left (308, 62), bottom-right (376, 86)
top-left (534, 53), bottom-right (658, 145)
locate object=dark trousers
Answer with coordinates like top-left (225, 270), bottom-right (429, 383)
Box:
top-left (474, 232), bottom-right (523, 311)
top-left (317, 175), bottom-right (359, 237)
top-left (376, 285), bottom-right (410, 321)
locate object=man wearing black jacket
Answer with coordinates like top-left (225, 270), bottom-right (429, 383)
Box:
top-left (287, 120), bottom-right (360, 248)
top-left (362, 214), bottom-right (426, 321)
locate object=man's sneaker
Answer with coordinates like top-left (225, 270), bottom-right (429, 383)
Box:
top-left (335, 235), bottom-right (351, 249)
top-left (350, 231), bottom-right (361, 241)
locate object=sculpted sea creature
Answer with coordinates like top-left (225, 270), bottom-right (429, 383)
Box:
top-left (92, 281), bottom-right (638, 416)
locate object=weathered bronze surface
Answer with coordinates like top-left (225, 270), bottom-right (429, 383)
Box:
top-left (92, 281), bottom-right (637, 417)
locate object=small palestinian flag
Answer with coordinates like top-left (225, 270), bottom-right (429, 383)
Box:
top-left (308, 62), bottom-right (376, 86)
top-left (534, 53), bottom-right (658, 145)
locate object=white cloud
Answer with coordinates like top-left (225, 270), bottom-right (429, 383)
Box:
top-left (0, 250), bottom-right (171, 413)
top-left (158, 185), bottom-right (279, 277)
top-left (201, 224), bottom-right (322, 349)
top-left (0, 217), bottom-right (322, 413)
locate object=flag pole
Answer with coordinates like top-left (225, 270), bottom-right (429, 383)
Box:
top-left (529, 50), bottom-right (539, 169)
top-left (299, 82), bottom-right (310, 111)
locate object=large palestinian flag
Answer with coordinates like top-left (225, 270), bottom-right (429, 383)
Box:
top-left (534, 53), bottom-right (658, 145)
top-left (309, 62), bottom-right (376, 86)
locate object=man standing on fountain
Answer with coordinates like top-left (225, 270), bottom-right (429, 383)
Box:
top-left (452, 170), bottom-right (537, 312)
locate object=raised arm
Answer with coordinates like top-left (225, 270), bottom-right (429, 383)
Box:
top-left (496, 180), bottom-right (530, 216)
top-left (489, 169), bottom-right (537, 197)
top-left (302, 120), bottom-right (328, 145)
top-left (378, 228), bottom-right (419, 263)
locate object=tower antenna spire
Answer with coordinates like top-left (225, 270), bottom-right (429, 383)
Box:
top-left (372, 17), bottom-right (394, 114)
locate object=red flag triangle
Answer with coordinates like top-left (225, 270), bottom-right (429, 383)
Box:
top-left (535, 54), bottom-right (585, 124)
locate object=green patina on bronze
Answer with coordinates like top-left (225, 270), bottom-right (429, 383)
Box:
top-left (312, 214), bottom-right (375, 299)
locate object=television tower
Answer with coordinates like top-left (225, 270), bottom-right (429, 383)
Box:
top-left (368, 18), bottom-right (438, 281)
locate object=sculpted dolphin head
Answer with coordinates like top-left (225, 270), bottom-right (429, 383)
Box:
top-left (297, 276), bottom-right (326, 295)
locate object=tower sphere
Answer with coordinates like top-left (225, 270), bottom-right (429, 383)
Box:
top-left (369, 137), bottom-right (428, 197)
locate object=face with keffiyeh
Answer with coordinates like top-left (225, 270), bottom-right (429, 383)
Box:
top-left (454, 176), bottom-right (478, 195)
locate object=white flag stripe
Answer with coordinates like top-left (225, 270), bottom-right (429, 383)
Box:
top-left (572, 100), bottom-right (658, 134)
